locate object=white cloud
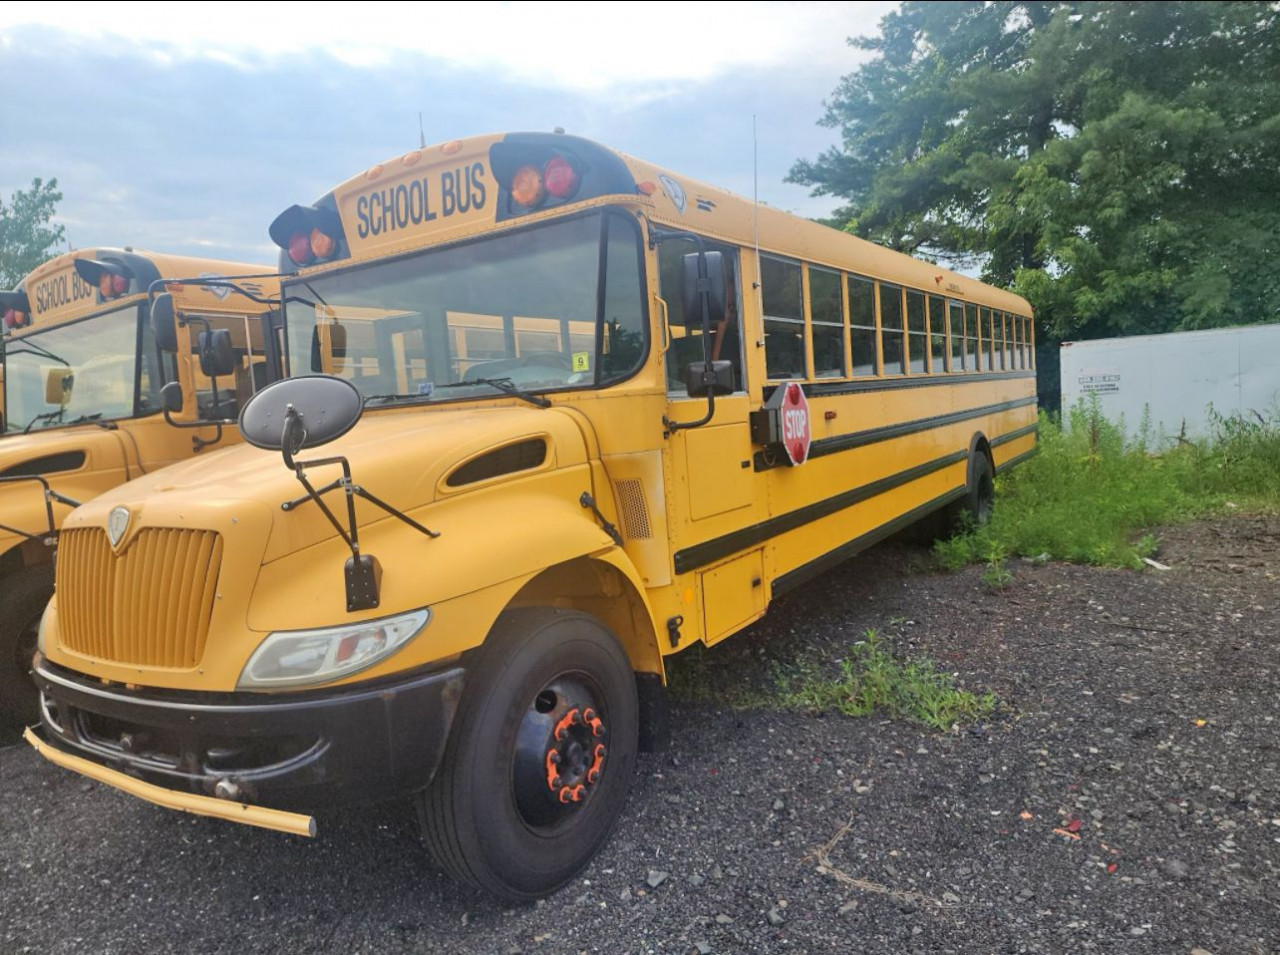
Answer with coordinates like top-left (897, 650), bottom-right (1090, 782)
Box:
top-left (0, 1), bottom-right (894, 90)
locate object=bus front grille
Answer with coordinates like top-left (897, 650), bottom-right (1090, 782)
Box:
top-left (58, 527), bottom-right (224, 668)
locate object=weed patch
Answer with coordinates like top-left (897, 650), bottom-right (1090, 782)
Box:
top-left (773, 630), bottom-right (996, 732)
top-left (937, 402), bottom-right (1280, 569)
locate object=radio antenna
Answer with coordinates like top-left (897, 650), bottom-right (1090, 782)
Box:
top-left (418, 112), bottom-right (426, 149)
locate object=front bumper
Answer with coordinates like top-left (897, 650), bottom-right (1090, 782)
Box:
top-left (30, 655), bottom-right (465, 823)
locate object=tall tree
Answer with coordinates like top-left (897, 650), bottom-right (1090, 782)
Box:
top-left (791, 2), bottom-right (1280, 403)
top-left (0, 178), bottom-right (66, 288)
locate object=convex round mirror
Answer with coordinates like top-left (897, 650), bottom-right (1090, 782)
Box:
top-left (238, 375), bottom-right (363, 452)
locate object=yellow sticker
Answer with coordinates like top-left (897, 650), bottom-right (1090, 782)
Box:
top-left (572, 352), bottom-right (591, 372)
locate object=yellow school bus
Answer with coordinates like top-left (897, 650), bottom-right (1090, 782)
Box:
top-left (26, 134), bottom-right (1035, 900)
top-left (0, 248), bottom-right (280, 721)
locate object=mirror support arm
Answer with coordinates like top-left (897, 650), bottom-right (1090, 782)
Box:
top-left (651, 227), bottom-right (719, 436)
top-left (274, 405), bottom-right (439, 612)
top-left (0, 474), bottom-right (82, 542)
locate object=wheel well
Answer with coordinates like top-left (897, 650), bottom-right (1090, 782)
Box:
top-left (968, 433), bottom-right (994, 488)
top-left (0, 538), bottom-right (51, 576)
top-left (507, 557), bottom-right (664, 678)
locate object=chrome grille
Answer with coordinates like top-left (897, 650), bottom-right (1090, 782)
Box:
top-left (58, 526), bottom-right (223, 668)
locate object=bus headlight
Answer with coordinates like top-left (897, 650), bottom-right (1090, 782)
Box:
top-left (237, 609), bottom-right (431, 689)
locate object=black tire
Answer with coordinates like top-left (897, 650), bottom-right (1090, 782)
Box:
top-left (968, 452), bottom-right (996, 527)
top-left (0, 563), bottom-right (53, 725)
top-left (939, 451), bottom-right (996, 536)
top-left (419, 607), bottom-right (639, 900)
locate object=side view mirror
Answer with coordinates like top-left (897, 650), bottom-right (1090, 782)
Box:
top-left (684, 361), bottom-right (734, 399)
top-left (198, 328), bottom-right (239, 378)
top-left (151, 293), bottom-right (179, 353)
top-left (238, 375), bottom-right (363, 454)
top-left (681, 251), bottom-right (726, 328)
top-left (45, 368), bottom-right (74, 406)
top-left (160, 381), bottom-right (184, 414)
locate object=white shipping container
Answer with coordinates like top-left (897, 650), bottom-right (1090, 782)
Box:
top-left (1060, 324), bottom-right (1280, 440)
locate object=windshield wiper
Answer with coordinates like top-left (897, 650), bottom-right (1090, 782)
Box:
top-left (22, 409), bottom-right (65, 433)
top-left (363, 392), bottom-right (436, 405)
top-left (65, 413), bottom-right (116, 430)
top-left (434, 378), bottom-right (551, 409)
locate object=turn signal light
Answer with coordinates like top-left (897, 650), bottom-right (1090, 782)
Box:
top-left (511, 165), bottom-right (545, 207)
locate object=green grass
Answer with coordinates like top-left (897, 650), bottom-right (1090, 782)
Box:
top-left (774, 630), bottom-right (996, 732)
top-left (935, 401), bottom-right (1280, 570)
top-left (666, 629), bottom-right (996, 732)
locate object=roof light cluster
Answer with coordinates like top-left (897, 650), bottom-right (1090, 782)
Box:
top-left (268, 204), bottom-right (347, 270)
top-left (72, 258), bottom-right (135, 302)
top-left (2, 307), bottom-right (29, 330)
top-left (506, 154), bottom-right (582, 210)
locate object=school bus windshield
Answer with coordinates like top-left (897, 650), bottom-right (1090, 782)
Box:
top-left (283, 211), bottom-right (646, 404)
top-left (2, 303), bottom-right (161, 433)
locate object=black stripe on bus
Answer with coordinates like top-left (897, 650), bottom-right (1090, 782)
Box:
top-left (995, 447), bottom-right (1038, 475)
top-left (991, 422), bottom-right (1039, 447)
top-left (771, 488), bottom-right (967, 598)
top-left (673, 448), bottom-right (969, 575)
top-left (802, 369), bottom-right (1035, 398)
top-left (754, 395), bottom-right (1038, 471)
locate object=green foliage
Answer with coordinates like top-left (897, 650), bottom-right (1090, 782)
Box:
top-left (774, 630), bottom-right (996, 732)
top-left (0, 179), bottom-right (65, 288)
top-left (790, 3), bottom-right (1280, 362)
top-left (936, 402), bottom-right (1280, 569)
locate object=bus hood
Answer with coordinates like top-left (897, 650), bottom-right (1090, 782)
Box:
top-left (65, 405), bottom-right (590, 564)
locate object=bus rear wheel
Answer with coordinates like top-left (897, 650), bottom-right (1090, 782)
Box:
top-left (0, 564), bottom-right (53, 725)
top-left (418, 607), bottom-right (638, 901)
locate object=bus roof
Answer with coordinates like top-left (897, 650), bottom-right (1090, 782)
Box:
top-left (2, 247), bottom-right (280, 337)
top-left (274, 132), bottom-right (1032, 318)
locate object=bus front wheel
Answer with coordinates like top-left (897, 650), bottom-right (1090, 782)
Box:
top-left (418, 607), bottom-right (639, 901)
top-left (0, 564), bottom-right (52, 725)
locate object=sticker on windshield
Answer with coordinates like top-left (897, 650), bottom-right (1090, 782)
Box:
top-left (417, 382), bottom-right (434, 395)
top-left (572, 352), bottom-right (591, 372)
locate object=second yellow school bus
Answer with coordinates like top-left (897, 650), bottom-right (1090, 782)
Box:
top-left (0, 249), bottom-right (280, 723)
top-left (27, 133), bottom-right (1035, 900)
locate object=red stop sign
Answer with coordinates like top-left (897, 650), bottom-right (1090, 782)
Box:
top-left (780, 381), bottom-right (811, 465)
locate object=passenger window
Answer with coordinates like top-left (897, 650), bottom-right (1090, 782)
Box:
top-left (761, 256), bottom-right (805, 380)
top-left (928, 295), bottom-right (947, 373)
top-left (880, 283), bottom-right (905, 375)
top-left (966, 303), bottom-right (981, 372)
top-left (660, 238), bottom-right (744, 393)
top-left (906, 289), bottom-right (927, 374)
top-left (949, 301), bottom-right (964, 371)
top-left (988, 308), bottom-right (998, 368)
top-left (809, 266), bottom-right (845, 379)
top-left (850, 276), bottom-right (878, 377)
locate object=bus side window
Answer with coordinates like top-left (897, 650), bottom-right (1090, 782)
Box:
top-left (660, 239), bottom-right (744, 394)
top-left (850, 276), bottom-right (878, 377)
top-left (761, 255), bottom-right (804, 381)
top-left (880, 283), bottom-right (905, 375)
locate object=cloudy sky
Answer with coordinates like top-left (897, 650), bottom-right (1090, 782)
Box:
top-left (0, 2), bottom-right (895, 268)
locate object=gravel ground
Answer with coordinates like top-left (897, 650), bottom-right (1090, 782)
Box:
top-left (1, 515), bottom-right (1277, 954)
